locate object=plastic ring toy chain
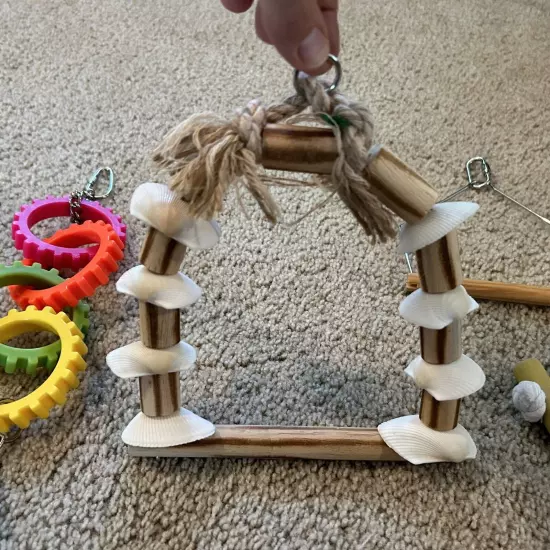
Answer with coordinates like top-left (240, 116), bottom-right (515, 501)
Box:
top-left (0, 261), bottom-right (90, 374)
top-left (12, 196), bottom-right (127, 271)
top-left (10, 220), bottom-right (124, 311)
top-left (0, 306), bottom-right (87, 433)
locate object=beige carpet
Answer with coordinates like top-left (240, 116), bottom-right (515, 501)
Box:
top-left (1, 0), bottom-right (549, 548)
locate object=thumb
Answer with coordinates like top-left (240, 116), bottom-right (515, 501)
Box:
top-left (257, 0), bottom-right (338, 75)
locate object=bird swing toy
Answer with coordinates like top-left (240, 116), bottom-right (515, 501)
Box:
top-left (106, 56), bottom-right (489, 464)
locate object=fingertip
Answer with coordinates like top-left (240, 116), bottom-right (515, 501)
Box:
top-left (255, 1), bottom-right (273, 44)
top-left (220, 0), bottom-right (254, 13)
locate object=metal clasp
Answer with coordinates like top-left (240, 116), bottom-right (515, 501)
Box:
top-left (466, 157), bottom-right (492, 190)
top-left (70, 167), bottom-right (115, 224)
top-left (83, 167), bottom-right (115, 200)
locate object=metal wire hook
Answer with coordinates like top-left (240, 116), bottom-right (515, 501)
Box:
top-left (402, 156), bottom-right (550, 274)
top-left (0, 398), bottom-right (21, 451)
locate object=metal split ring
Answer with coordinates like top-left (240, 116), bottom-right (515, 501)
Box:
top-left (293, 54), bottom-right (342, 95)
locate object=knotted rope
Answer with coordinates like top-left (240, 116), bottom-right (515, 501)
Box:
top-left (153, 76), bottom-right (396, 241)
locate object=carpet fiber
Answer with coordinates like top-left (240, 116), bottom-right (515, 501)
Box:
top-left (1, 1), bottom-right (549, 548)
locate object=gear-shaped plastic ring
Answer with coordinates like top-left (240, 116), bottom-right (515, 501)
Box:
top-left (12, 195), bottom-right (127, 271)
top-left (0, 306), bottom-right (88, 433)
top-left (0, 261), bottom-right (90, 374)
top-left (10, 220), bottom-right (124, 311)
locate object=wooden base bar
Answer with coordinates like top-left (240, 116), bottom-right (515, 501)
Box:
top-left (420, 321), bottom-right (462, 364)
top-left (140, 227), bottom-right (187, 276)
top-left (127, 425), bottom-right (405, 461)
top-left (419, 392), bottom-right (460, 431)
top-left (416, 231), bottom-right (463, 293)
top-left (407, 274), bottom-right (550, 307)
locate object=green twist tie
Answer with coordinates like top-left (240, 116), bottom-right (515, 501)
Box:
top-left (320, 114), bottom-right (352, 129)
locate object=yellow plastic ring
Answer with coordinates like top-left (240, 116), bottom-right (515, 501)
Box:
top-left (0, 306), bottom-right (88, 433)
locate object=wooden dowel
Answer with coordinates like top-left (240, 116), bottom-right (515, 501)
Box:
top-left (262, 125), bottom-right (337, 174)
top-left (139, 372), bottom-right (181, 417)
top-left (140, 227), bottom-right (187, 276)
top-left (127, 425), bottom-right (405, 461)
top-left (420, 321), bottom-right (462, 364)
top-left (419, 392), bottom-right (461, 431)
top-left (416, 234), bottom-right (463, 430)
top-left (139, 302), bottom-right (180, 349)
top-left (138, 227), bottom-right (187, 419)
top-left (415, 231), bottom-right (463, 293)
top-left (406, 274), bottom-right (550, 307)
top-left (261, 124), bottom-right (438, 224)
top-left (363, 147), bottom-right (439, 224)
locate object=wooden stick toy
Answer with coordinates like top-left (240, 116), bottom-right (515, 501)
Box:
top-left (406, 274), bottom-right (550, 308)
top-left (107, 57), bottom-right (487, 464)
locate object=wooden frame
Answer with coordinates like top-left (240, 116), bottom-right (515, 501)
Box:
top-left (115, 125), bottom-right (482, 463)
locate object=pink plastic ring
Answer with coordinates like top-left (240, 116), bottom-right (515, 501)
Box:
top-left (12, 196), bottom-right (127, 271)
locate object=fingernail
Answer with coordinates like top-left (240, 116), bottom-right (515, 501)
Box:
top-left (298, 28), bottom-right (329, 69)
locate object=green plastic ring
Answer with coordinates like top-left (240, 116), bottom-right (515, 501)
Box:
top-left (0, 261), bottom-right (91, 374)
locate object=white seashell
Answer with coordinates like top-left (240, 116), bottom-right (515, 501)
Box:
top-left (378, 415), bottom-right (477, 465)
top-left (404, 355), bottom-right (485, 400)
top-left (512, 381), bottom-right (546, 422)
top-left (106, 340), bottom-right (196, 379)
top-left (116, 265), bottom-right (202, 309)
top-left (122, 408), bottom-right (215, 448)
top-left (130, 182), bottom-right (221, 248)
top-left (399, 286), bottom-right (478, 329)
top-left (398, 202), bottom-right (479, 254)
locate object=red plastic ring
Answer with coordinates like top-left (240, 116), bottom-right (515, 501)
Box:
top-left (10, 221), bottom-right (125, 311)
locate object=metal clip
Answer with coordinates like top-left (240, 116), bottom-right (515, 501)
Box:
top-left (70, 167), bottom-right (115, 224)
top-left (83, 167), bottom-right (115, 200)
top-left (402, 156), bottom-right (550, 274)
top-left (466, 157), bottom-right (492, 190)
top-left (0, 398), bottom-right (21, 451)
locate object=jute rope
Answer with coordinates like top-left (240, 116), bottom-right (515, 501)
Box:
top-left (153, 76), bottom-right (396, 241)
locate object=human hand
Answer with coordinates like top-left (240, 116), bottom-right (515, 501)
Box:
top-left (220, 0), bottom-right (339, 76)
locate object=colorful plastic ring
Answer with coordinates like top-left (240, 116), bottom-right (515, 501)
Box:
top-left (13, 196), bottom-right (127, 271)
top-left (10, 220), bottom-right (124, 311)
top-left (0, 306), bottom-right (88, 433)
top-left (0, 261), bottom-right (90, 373)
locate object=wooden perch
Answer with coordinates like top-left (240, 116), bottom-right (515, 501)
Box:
top-left (261, 124), bottom-right (438, 224)
top-left (127, 425), bottom-right (405, 461)
top-left (406, 274), bottom-right (550, 307)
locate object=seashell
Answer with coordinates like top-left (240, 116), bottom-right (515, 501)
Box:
top-left (399, 286), bottom-right (478, 329)
top-left (106, 340), bottom-right (196, 379)
top-left (116, 265), bottom-right (202, 309)
top-left (378, 415), bottom-right (477, 464)
top-left (512, 381), bottom-right (546, 422)
top-left (398, 202), bottom-right (479, 254)
top-left (404, 355), bottom-right (485, 400)
top-left (130, 182), bottom-right (221, 248)
top-left (122, 407), bottom-right (215, 447)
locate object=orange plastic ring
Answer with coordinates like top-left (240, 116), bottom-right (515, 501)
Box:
top-left (10, 220), bottom-right (124, 311)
